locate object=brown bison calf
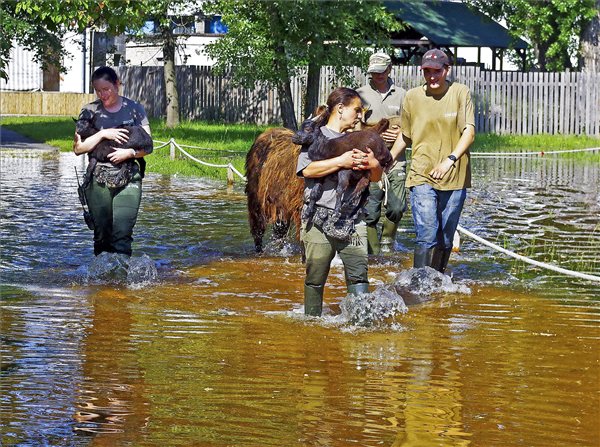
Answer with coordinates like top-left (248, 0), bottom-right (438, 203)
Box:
top-left (292, 118), bottom-right (393, 223)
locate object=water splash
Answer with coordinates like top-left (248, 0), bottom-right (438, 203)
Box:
top-left (339, 285), bottom-right (408, 327)
top-left (392, 267), bottom-right (471, 302)
top-left (338, 267), bottom-right (471, 328)
top-left (86, 252), bottom-right (158, 287)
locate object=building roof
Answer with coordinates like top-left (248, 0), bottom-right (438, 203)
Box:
top-left (384, 0), bottom-right (528, 49)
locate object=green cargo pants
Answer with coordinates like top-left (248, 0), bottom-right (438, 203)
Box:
top-left (365, 161), bottom-right (407, 226)
top-left (85, 172), bottom-right (142, 256)
top-left (301, 220), bottom-right (369, 289)
top-left (364, 161), bottom-right (407, 253)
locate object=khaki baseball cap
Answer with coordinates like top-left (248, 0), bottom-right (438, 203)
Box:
top-left (367, 53), bottom-right (391, 73)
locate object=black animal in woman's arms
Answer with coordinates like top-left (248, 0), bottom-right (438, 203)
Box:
top-left (75, 109), bottom-right (153, 187)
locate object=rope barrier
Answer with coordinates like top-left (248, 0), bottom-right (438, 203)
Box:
top-left (405, 146), bottom-right (600, 157)
top-left (168, 138), bottom-right (247, 182)
top-left (456, 225), bottom-right (600, 282)
top-left (153, 139), bottom-right (244, 155)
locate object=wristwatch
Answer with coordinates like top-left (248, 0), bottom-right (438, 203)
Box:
top-left (447, 154), bottom-right (457, 163)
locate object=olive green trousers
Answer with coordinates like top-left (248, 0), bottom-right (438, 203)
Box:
top-left (85, 173), bottom-right (142, 256)
top-left (301, 220), bottom-right (369, 289)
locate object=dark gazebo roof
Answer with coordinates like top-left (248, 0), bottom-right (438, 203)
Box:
top-left (384, 0), bottom-right (528, 69)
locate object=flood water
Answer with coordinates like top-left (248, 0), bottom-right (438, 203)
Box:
top-left (1, 150), bottom-right (599, 447)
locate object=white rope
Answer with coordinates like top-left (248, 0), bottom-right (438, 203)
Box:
top-left (378, 172), bottom-right (390, 207)
top-left (406, 146), bottom-right (600, 157)
top-left (152, 139), bottom-right (243, 154)
top-left (170, 139), bottom-right (247, 181)
top-left (152, 140), bottom-right (171, 150)
top-left (471, 147), bottom-right (600, 157)
top-left (457, 225), bottom-right (600, 282)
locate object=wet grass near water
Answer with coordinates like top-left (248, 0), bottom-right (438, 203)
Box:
top-left (2, 116), bottom-right (599, 179)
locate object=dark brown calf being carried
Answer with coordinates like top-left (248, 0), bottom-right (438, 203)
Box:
top-left (292, 118), bottom-right (393, 223)
top-left (245, 118), bottom-right (394, 253)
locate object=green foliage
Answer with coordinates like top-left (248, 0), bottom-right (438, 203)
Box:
top-left (1, 0), bottom-right (151, 80)
top-left (203, 0), bottom-right (402, 88)
top-left (466, 0), bottom-right (597, 71)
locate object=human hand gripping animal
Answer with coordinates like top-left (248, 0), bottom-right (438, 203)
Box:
top-left (293, 118), bottom-right (394, 223)
top-left (74, 109), bottom-right (153, 188)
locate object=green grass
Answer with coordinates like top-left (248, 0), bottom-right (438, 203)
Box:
top-left (2, 116), bottom-right (599, 179)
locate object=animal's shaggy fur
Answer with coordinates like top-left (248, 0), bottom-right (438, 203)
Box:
top-left (245, 127), bottom-right (304, 253)
top-left (75, 109), bottom-right (153, 187)
top-left (293, 118), bottom-right (393, 222)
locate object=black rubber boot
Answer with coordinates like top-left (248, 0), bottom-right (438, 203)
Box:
top-left (304, 285), bottom-right (324, 316)
top-left (380, 219), bottom-right (398, 253)
top-left (367, 225), bottom-right (380, 255)
top-left (347, 283), bottom-right (369, 296)
top-left (431, 247), bottom-right (452, 273)
top-left (413, 246), bottom-right (435, 268)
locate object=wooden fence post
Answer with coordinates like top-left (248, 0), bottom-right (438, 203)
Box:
top-left (227, 165), bottom-right (234, 186)
top-left (169, 138), bottom-right (176, 160)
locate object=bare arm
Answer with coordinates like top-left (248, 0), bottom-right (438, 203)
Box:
top-left (107, 124), bottom-right (152, 163)
top-left (303, 148), bottom-right (382, 181)
top-left (302, 150), bottom-right (358, 178)
top-left (72, 128), bottom-right (130, 155)
top-left (429, 125), bottom-right (475, 180)
top-left (380, 125), bottom-right (401, 146)
top-left (390, 133), bottom-right (410, 161)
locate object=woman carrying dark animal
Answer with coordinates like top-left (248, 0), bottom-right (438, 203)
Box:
top-left (73, 66), bottom-right (152, 257)
top-left (296, 87), bottom-right (386, 317)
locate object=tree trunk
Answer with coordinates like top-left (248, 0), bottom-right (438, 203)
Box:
top-left (580, 0), bottom-right (600, 72)
top-left (303, 62), bottom-right (320, 120)
top-left (163, 31), bottom-right (179, 128)
top-left (277, 80), bottom-right (297, 130)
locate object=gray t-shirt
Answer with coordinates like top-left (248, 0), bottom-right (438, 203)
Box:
top-left (356, 78), bottom-right (406, 124)
top-left (296, 126), bottom-right (344, 209)
top-left (79, 97), bottom-right (151, 171)
top-left (81, 97), bottom-right (150, 132)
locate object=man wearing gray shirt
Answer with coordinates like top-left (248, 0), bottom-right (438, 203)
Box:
top-left (357, 52), bottom-right (407, 255)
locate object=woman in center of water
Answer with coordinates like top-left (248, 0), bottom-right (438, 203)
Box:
top-left (296, 87), bottom-right (385, 316)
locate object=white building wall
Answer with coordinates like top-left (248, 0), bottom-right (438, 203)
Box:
top-left (1, 44), bottom-right (43, 91)
top-left (1, 32), bottom-right (90, 93)
top-left (126, 35), bottom-right (220, 66)
top-left (60, 31), bottom-right (91, 93)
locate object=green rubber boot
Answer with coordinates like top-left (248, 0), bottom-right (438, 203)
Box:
top-left (367, 225), bottom-right (380, 255)
top-left (380, 219), bottom-right (399, 253)
top-left (304, 285), bottom-right (324, 316)
top-left (431, 247), bottom-right (452, 273)
top-left (413, 246), bottom-right (435, 268)
top-left (347, 283), bottom-right (369, 296)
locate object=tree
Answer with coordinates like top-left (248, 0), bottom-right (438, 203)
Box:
top-left (579, 0), bottom-right (599, 72)
top-left (1, 1), bottom-right (151, 81)
top-left (128, 1), bottom-right (205, 128)
top-left (203, 0), bottom-right (402, 129)
top-left (467, 0), bottom-right (597, 71)
top-left (2, 0), bottom-right (194, 128)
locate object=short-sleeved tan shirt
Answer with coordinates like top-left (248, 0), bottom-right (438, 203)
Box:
top-left (401, 82), bottom-right (475, 190)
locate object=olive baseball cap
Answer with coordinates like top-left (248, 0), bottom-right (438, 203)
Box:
top-left (367, 53), bottom-right (391, 73)
top-left (421, 49), bottom-right (450, 69)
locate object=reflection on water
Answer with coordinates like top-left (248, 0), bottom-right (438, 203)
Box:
top-left (1, 151), bottom-right (599, 446)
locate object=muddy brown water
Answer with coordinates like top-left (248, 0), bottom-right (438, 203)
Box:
top-left (1, 151), bottom-right (598, 446)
